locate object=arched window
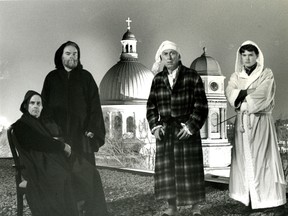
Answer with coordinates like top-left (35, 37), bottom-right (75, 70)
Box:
top-left (211, 112), bottom-right (219, 133)
top-left (114, 115), bottom-right (122, 139)
top-left (104, 116), bottom-right (110, 137)
top-left (126, 116), bottom-right (135, 133)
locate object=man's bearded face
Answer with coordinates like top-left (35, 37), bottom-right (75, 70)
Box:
top-left (62, 45), bottom-right (78, 70)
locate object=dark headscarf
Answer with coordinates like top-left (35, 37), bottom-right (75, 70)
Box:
top-left (54, 41), bottom-right (83, 70)
top-left (19, 90), bottom-right (62, 138)
top-left (20, 90), bottom-right (42, 114)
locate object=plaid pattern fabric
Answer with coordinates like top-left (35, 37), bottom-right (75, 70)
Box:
top-left (154, 122), bottom-right (205, 205)
top-left (146, 64), bottom-right (208, 205)
top-left (147, 63), bottom-right (208, 135)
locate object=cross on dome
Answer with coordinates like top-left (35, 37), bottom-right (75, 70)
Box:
top-left (201, 47), bottom-right (207, 57)
top-left (203, 47), bottom-right (207, 55)
top-left (126, 17), bottom-right (132, 30)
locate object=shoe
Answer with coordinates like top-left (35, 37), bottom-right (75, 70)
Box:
top-left (77, 200), bottom-right (85, 216)
top-left (19, 180), bottom-right (27, 188)
top-left (274, 205), bottom-right (287, 216)
top-left (192, 210), bottom-right (202, 216)
top-left (162, 213), bottom-right (179, 216)
top-left (192, 204), bottom-right (202, 216)
top-left (162, 208), bottom-right (178, 216)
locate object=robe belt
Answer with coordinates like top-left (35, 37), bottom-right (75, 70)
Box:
top-left (237, 110), bottom-right (272, 133)
top-left (160, 115), bottom-right (190, 125)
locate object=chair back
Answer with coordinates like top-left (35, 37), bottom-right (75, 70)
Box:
top-left (7, 127), bottom-right (22, 168)
top-left (7, 126), bottom-right (25, 183)
top-left (7, 126), bottom-right (26, 216)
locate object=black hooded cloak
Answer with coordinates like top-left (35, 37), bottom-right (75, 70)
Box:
top-left (13, 90), bottom-right (108, 216)
top-left (41, 41), bottom-right (105, 163)
top-left (13, 90), bottom-right (79, 216)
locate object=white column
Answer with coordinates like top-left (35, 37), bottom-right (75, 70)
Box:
top-left (109, 112), bottom-right (113, 138)
top-left (121, 111), bottom-right (126, 135)
top-left (207, 106), bottom-right (211, 139)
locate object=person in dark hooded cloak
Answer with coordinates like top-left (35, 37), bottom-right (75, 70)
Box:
top-left (41, 41), bottom-right (108, 215)
top-left (12, 90), bottom-right (78, 216)
top-left (13, 90), bottom-right (108, 216)
top-left (41, 41), bottom-right (105, 164)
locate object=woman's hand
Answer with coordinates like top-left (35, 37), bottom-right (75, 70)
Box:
top-left (64, 143), bottom-right (71, 157)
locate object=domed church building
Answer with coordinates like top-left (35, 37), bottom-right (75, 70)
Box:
top-left (191, 48), bottom-right (232, 168)
top-left (99, 18), bottom-right (154, 143)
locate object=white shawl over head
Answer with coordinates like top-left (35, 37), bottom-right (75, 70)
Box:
top-left (151, 40), bottom-right (181, 74)
top-left (235, 40), bottom-right (265, 89)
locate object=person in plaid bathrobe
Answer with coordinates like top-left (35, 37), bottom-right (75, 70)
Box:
top-left (147, 41), bottom-right (208, 216)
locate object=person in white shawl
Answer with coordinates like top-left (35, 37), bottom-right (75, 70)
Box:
top-left (226, 40), bottom-right (286, 211)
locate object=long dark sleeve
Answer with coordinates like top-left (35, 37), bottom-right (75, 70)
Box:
top-left (186, 75), bottom-right (208, 135)
top-left (41, 74), bottom-right (55, 119)
top-left (14, 121), bottom-right (65, 152)
top-left (234, 89), bottom-right (248, 107)
top-left (41, 76), bottom-right (50, 106)
top-left (86, 73), bottom-right (105, 151)
top-left (146, 78), bottom-right (160, 131)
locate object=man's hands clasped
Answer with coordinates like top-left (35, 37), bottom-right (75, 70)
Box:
top-left (154, 123), bottom-right (192, 141)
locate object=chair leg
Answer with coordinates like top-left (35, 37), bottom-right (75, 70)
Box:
top-left (17, 191), bottom-right (24, 216)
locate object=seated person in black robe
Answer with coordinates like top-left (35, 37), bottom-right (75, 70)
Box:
top-left (13, 90), bottom-right (108, 216)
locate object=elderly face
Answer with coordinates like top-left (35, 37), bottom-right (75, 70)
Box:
top-left (161, 49), bottom-right (180, 72)
top-left (28, 95), bottom-right (43, 118)
top-left (241, 50), bottom-right (258, 68)
top-left (62, 45), bottom-right (78, 70)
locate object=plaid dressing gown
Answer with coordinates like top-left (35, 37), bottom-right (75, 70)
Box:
top-left (146, 63), bottom-right (208, 205)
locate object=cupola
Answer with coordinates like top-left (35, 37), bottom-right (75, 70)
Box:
top-left (190, 47), bottom-right (222, 76)
top-left (99, 18), bottom-right (154, 105)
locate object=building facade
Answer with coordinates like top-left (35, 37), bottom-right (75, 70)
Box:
top-left (191, 48), bottom-right (232, 168)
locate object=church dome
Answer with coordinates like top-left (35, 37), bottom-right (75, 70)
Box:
top-left (190, 48), bottom-right (222, 76)
top-left (100, 18), bottom-right (154, 105)
top-left (122, 30), bottom-right (136, 41)
top-left (100, 60), bottom-right (153, 105)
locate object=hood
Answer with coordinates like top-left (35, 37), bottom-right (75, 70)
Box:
top-left (20, 90), bottom-right (42, 114)
top-left (54, 41), bottom-right (83, 70)
top-left (234, 40), bottom-right (264, 73)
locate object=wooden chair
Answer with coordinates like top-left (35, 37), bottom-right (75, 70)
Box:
top-left (7, 126), bottom-right (27, 216)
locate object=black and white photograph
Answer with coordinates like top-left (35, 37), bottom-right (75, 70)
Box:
top-left (0, 0), bottom-right (288, 215)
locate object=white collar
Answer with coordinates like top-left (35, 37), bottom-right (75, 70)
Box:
top-left (168, 67), bottom-right (179, 78)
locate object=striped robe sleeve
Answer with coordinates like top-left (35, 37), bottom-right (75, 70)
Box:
top-left (185, 75), bottom-right (208, 135)
top-left (146, 78), bottom-right (160, 131)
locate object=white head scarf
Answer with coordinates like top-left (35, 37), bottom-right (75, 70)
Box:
top-left (151, 40), bottom-right (181, 74)
top-left (235, 40), bottom-right (264, 73)
top-left (235, 40), bottom-right (265, 89)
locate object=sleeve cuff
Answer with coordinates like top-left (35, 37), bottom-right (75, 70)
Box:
top-left (151, 125), bottom-right (163, 134)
